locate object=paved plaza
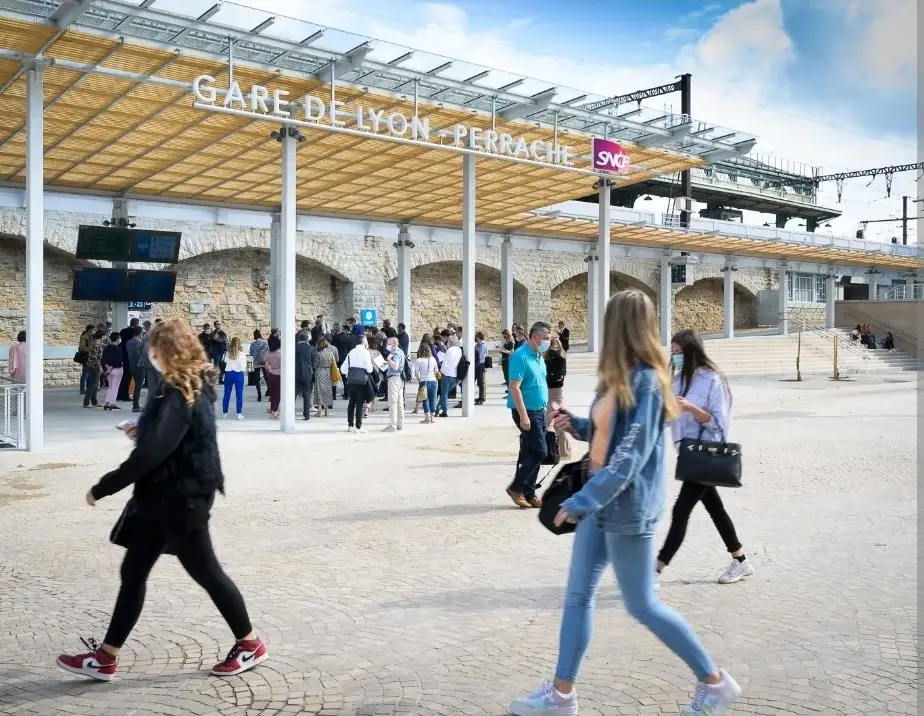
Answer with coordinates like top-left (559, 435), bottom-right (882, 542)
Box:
top-left (0, 371), bottom-right (918, 716)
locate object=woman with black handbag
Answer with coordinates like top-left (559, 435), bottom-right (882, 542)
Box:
top-left (510, 290), bottom-right (741, 716)
top-left (56, 317), bottom-right (267, 682)
top-left (656, 329), bottom-right (753, 585)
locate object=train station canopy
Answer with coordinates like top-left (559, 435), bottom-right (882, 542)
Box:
top-left (0, 0), bottom-right (916, 272)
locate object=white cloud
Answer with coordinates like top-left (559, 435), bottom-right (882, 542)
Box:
top-left (853, 0), bottom-right (916, 89)
top-left (239, 0), bottom-right (916, 242)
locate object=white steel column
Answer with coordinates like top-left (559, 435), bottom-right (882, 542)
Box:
top-left (596, 180), bottom-right (611, 339)
top-left (25, 62), bottom-right (44, 451)
top-left (778, 262), bottom-right (789, 335)
top-left (904, 273), bottom-right (915, 300)
top-left (586, 251), bottom-right (599, 352)
top-left (722, 257), bottom-right (735, 339)
top-left (659, 252), bottom-right (672, 346)
top-left (825, 268), bottom-right (836, 329)
top-left (461, 154), bottom-right (476, 418)
top-left (500, 234), bottom-right (514, 330)
top-left (396, 224), bottom-right (412, 337)
top-left (279, 129), bottom-right (298, 434)
top-left (111, 198), bottom-right (130, 329)
top-left (269, 212), bottom-right (281, 330)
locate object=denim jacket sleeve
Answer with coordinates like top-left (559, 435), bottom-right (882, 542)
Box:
top-left (569, 415), bottom-right (592, 442)
top-left (561, 371), bottom-right (664, 520)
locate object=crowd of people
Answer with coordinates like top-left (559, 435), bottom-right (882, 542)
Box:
top-left (42, 301), bottom-right (750, 714)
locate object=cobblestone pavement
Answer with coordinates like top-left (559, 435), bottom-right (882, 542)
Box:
top-left (0, 373), bottom-right (917, 716)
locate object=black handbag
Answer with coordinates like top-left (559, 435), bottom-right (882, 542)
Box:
top-left (247, 370), bottom-right (258, 387)
top-left (346, 366), bottom-right (368, 385)
top-left (538, 455), bottom-right (590, 535)
top-left (73, 351), bottom-right (87, 365)
top-left (109, 498), bottom-right (176, 555)
top-left (541, 430), bottom-right (560, 466)
top-left (675, 425), bottom-right (742, 488)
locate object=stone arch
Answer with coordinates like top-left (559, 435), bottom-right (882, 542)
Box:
top-left (153, 248), bottom-right (353, 340)
top-left (541, 259), bottom-right (658, 296)
top-left (674, 277), bottom-right (758, 333)
top-left (383, 261), bottom-right (528, 335)
top-left (380, 243), bottom-right (536, 289)
top-left (549, 271), bottom-right (657, 340)
top-left (0, 233), bottom-right (108, 346)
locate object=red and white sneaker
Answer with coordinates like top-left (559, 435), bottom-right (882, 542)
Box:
top-left (56, 637), bottom-right (117, 682)
top-left (211, 638), bottom-right (268, 676)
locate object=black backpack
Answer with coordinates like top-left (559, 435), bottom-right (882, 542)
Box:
top-left (402, 355), bottom-right (412, 383)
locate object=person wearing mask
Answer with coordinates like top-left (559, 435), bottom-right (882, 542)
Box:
top-left (437, 337), bottom-right (463, 418)
top-left (412, 333), bottom-right (432, 414)
top-left (78, 324), bottom-right (94, 395)
top-left (556, 320), bottom-right (571, 353)
top-left (8, 330), bottom-right (26, 383)
top-left (349, 316), bottom-right (363, 337)
top-left (101, 332), bottom-right (125, 411)
top-left (657, 329), bottom-right (753, 585)
top-left (414, 343), bottom-right (439, 424)
top-left (249, 330), bottom-right (269, 402)
top-left (545, 337), bottom-right (571, 460)
top-left (432, 335), bottom-right (446, 367)
top-left (341, 336), bottom-right (374, 433)
top-left (514, 326), bottom-right (527, 350)
top-left (510, 290), bottom-right (741, 716)
top-left (83, 329), bottom-right (105, 408)
top-left (138, 320), bottom-right (159, 403)
top-left (292, 332), bottom-right (316, 421)
top-left (210, 322), bottom-right (229, 385)
top-left (57, 318), bottom-right (267, 682)
top-left (312, 338), bottom-right (336, 418)
top-left (474, 332), bottom-right (488, 406)
top-left (264, 334), bottom-right (282, 419)
top-left (397, 323), bottom-right (410, 357)
top-left (505, 322), bottom-right (551, 509)
top-left (499, 328), bottom-right (515, 397)
top-left (115, 318), bottom-right (138, 402)
top-left (126, 326), bottom-right (145, 413)
top-left (221, 337), bottom-right (247, 421)
top-left (382, 335), bottom-right (407, 432)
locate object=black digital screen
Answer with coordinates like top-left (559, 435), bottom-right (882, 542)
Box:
top-left (131, 230), bottom-right (181, 263)
top-left (75, 226), bottom-right (131, 262)
top-left (74, 225), bottom-right (182, 263)
top-left (670, 264), bottom-right (687, 285)
top-left (126, 270), bottom-right (177, 303)
top-left (71, 267), bottom-right (128, 302)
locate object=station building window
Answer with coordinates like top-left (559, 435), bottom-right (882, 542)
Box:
top-left (786, 272), bottom-right (826, 304)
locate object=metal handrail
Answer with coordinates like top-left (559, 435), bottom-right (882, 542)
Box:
top-left (837, 304), bottom-right (917, 347)
top-left (0, 377), bottom-right (25, 450)
top-left (788, 308), bottom-right (871, 365)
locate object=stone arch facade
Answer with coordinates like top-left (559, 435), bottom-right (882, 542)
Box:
top-left (549, 271), bottom-right (657, 340)
top-left (674, 277), bottom-right (759, 333)
top-left (540, 258), bottom-right (659, 297)
top-left (384, 260), bottom-right (528, 335)
top-left (153, 248), bottom-right (352, 341)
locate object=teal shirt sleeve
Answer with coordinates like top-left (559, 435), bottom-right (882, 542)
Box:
top-left (508, 349), bottom-right (526, 383)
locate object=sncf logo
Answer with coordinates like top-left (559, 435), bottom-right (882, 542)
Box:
top-left (591, 138), bottom-right (631, 174)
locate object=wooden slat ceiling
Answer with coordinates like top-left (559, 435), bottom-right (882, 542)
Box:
top-left (0, 18), bottom-right (916, 272)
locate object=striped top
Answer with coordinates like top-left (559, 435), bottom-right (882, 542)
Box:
top-left (671, 367), bottom-right (731, 445)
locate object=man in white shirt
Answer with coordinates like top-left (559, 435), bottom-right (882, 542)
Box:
top-left (438, 337), bottom-right (463, 417)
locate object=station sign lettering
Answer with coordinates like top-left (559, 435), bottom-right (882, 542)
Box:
top-left (192, 75), bottom-right (575, 167)
top-left (591, 137), bottom-right (631, 174)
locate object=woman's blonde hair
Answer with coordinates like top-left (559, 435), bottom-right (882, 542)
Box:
top-left (597, 289), bottom-right (678, 421)
top-left (228, 336), bottom-right (242, 360)
top-left (148, 317), bottom-right (216, 404)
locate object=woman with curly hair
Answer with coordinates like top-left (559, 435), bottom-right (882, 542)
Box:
top-left (56, 317), bottom-right (267, 682)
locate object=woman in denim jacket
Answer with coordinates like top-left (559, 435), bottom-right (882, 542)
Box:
top-left (509, 290), bottom-right (741, 716)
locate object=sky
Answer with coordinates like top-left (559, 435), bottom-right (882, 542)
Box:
top-left (183, 0), bottom-right (917, 243)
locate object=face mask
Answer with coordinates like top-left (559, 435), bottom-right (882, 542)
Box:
top-left (671, 354), bottom-right (684, 370)
top-left (538, 339), bottom-right (551, 354)
top-left (149, 354), bottom-right (163, 373)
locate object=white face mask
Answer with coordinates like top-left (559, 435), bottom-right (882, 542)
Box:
top-left (149, 354), bottom-right (163, 373)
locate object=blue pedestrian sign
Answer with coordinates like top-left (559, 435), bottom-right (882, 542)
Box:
top-left (361, 309), bottom-right (376, 327)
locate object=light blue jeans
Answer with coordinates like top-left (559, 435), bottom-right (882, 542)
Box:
top-left (555, 517), bottom-right (716, 682)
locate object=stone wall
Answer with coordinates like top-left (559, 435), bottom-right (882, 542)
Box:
top-left (0, 359), bottom-right (81, 388)
top-left (384, 262), bottom-right (528, 337)
top-left (0, 235), bottom-right (107, 345)
top-left (550, 271), bottom-right (659, 340)
top-left (674, 279), bottom-right (758, 333)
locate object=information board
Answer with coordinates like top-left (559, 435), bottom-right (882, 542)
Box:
top-left (126, 270), bottom-right (177, 303)
top-left (128, 301), bottom-right (153, 310)
top-left (75, 226), bottom-right (130, 262)
top-left (361, 308), bottom-right (377, 327)
top-left (75, 226), bottom-right (182, 263)
top-left (71, 267), bottom-right (128, 302)
top-left (131, 230), bottom-right (181, 263)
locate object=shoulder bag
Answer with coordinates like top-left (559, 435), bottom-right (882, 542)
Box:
top-left (541, 430), bottom-right (560, 466)
top-left (675, 421), bottom-right (742, 488)
top-left (538, 455), bottom-right (590, 535)
top-left (330, 358), bottom-right (342, 384)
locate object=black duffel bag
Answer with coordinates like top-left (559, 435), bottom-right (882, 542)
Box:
top-left (538, 455), bottom-right (590, 535)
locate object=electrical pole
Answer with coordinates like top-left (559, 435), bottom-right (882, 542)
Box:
top-left (679, 73), bottom-right (692, 228)
top-left (902, 195), bottom-right (908, 245)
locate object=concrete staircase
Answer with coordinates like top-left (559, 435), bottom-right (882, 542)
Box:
top-left (566, 331), bottom-right (921, 379)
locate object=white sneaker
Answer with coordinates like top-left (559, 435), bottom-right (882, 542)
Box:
top-left (357, 427), bottom-right (366, 434)
top-left (236, 414), bottom-right (244, 421)
top-left (509, 682), bottom-right (578, 716)
top-left (681, 671), bottom-right (741, 716)
top-left (222, 413), bottom-right (229, 420)
top-left (348, 427), bottom-right (357, 434)
top-left (382, 425), bottom-right (396, 433)
top-left (718, 557), bottom-right (754, 584)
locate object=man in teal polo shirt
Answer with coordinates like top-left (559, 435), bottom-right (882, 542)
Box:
top-left (506, 321), bottom-right (551, 509)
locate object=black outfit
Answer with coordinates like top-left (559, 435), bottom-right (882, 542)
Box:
top-left (332, 332), bottom-right (356, 400)
top-left (658, 483), bottom-right (742, 566)
top-left (90, 381), bottom-right (252, 649)
top-left (474, 345), bottom-right (486, 403)
top-left (501, 339), bottom-right (514, 388)
top-left (101, 344), bottom-right (123, 372)
top-left (295, 341), bottom-right (316, 420)
top-left (397, 331), bottom-right (410, 357)
top-left (545, 350), bottom-right (566, 389)
top-left (558, 327), bottom-right (570, 353)
top-left (884, 334), bottom-right (895, 350)
top-left (117, 327), bottom-right (134, 401)
top-left (347, 384), bottom-right (366, 428)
